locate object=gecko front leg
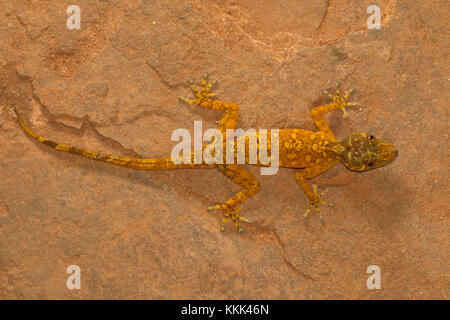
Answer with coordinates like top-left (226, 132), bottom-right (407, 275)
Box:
top-left (311, 82), bottom-right (357, 137)
top-left (295, 167), bottom-right (334, 220)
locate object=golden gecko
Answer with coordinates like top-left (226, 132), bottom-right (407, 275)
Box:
top-left (13, 74), bottom-right (398, 232)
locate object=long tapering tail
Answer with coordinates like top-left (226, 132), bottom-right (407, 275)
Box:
top-left (14, 108), bottom-right (214, 170)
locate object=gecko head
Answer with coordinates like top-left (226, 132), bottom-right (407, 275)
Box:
top-left (339, 133), bottom-right (398, 172)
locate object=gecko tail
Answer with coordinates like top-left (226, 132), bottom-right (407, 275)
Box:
top-left (14, 108), bottom-right (214, 170)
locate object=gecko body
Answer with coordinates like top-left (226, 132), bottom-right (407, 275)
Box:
top-left (14, 74), bottom-right (398, 232)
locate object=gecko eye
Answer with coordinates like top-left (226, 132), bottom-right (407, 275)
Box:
top-left (367, 160), bottom-right (374, 167)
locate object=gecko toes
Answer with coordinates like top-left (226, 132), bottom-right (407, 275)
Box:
top-left (209, 205), bottom-right (248, 233)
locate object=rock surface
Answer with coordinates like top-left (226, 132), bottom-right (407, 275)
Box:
top-left (0, 0), bottom-right (448, 299)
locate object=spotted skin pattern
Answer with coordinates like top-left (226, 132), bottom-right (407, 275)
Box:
top-left (13, 74), bottom-right (398, 232)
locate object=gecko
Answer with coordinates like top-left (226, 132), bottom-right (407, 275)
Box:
top-left (13, 73), bottom-right (398, 232)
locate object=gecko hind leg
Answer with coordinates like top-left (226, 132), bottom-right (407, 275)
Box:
top-left (207, 164), bottom-right (260, 233)
top-left (179, 73), bottom-right (240, 132)
top-left (179, 72), bottom-right (218, 103)
top-left (208, 206), bottom-right (249, 233)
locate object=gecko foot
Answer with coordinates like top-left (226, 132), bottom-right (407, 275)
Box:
top-left (179, 73), bottom-right (217, 104)
top-left (207, 205), bottom-right (249, 233)
top-left (323, 81), bottom-right (357, 118)
top-left (303, 185), bottom-right (334, 220)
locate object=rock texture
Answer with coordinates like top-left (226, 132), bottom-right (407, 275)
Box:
top-left (0, 0), bottom-right (448, 299)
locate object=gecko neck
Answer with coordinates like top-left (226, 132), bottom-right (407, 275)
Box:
top-left (328, 140), bottom-right (346, 161)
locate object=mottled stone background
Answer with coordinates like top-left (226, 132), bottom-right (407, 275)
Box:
top-left (0, 0), bottom-right (448, 299)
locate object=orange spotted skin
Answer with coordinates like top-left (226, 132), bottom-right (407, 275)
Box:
top-left (13, 74), bottom-right (398, 232)
top-left (278, 129), bottom-right (339, 168)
